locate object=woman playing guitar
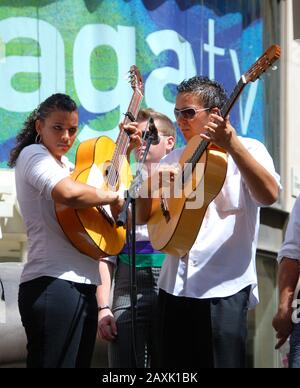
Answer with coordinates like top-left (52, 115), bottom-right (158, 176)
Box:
top-left (8, 92), bottom-right (141, 368)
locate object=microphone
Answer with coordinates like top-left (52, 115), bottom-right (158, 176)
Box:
top-left (148, 117), bottom-right (160, 145)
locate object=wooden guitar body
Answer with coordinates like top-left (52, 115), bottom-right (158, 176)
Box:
top-left (55, 136), bottom-right (132, 260)
top-left (147, 135), bottom-right (227, 257)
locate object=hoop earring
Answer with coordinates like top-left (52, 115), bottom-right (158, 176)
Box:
top-left (35, 133), bottom-right (41, 144)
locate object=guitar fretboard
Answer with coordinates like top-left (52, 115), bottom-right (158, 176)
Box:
top-left (107, 90), bottom-right (143, 189)
top-left (183, 76), bottom-right (248, 182)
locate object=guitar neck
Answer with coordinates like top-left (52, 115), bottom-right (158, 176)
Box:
top-left (115, 88), bottom-right (143, 151)
top-left (185, 75), bottom-right (248, 176)
top-left (220, 76), bottom-right (247, 118)
top-left (108, 89), bottom-right (143, 189)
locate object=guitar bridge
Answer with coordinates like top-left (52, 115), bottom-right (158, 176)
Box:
top-left (96, 206), bottom-right (115, 227)
top-left (160, 196), bottom-right (170, 223)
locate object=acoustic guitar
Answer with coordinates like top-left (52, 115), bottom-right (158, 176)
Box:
top-left (147, 45), bottom-right (281, 257)
top-left (56, 65), bottom-right (144, 260)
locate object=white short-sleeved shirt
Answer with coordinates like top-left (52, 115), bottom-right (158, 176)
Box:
top-left (277, 195), bottom-right (300, 264)
top-left (157, 137), bottom-right (280, 308)
top-left (15, 144), bottom-right (100, 285)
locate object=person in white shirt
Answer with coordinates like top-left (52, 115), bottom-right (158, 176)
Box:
top-left (137, 76), bottom-right (280, 368)
top-left (97, 109), bottom-right (176, 367)
top-left (8, 93), bottom-right (140, 368)
top-left (272, 195), bottom-right (300, 368)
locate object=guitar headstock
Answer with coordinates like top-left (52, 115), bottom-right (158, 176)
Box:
top-left (245, 45), bottom-right (281, 83)
top-left (129, 65), bottom-right (144, 95)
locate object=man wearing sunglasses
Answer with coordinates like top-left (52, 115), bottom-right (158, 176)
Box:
top-left (137, 75), bottom-right (281, 368)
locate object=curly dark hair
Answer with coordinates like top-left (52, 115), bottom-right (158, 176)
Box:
top-left (177, 76), bottom-right (228, 110)
top-left (8, 93), bottom-right (77, 167)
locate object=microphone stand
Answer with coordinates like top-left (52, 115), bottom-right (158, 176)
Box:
top-left (116, 122), bottom-right (158, 368)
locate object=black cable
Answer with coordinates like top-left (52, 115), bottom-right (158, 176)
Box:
top-left (0, 278), bottom-right (5, 301)
top-left (126, 209), bottom-right (138, 368)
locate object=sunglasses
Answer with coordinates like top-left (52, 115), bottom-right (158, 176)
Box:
top-left (174, 107), bottom-right (210, 120)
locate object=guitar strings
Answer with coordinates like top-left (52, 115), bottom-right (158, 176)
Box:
top-left (106, 92), bottom-right (143, 191)
top-left (111, 94), bottom-right (139, 185)
top-left (107, 94), bottom-right (135, 188)
top-left (181, 80), bottom-right (244, 182)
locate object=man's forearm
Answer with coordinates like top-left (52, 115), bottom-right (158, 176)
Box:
top-left (277, 257), bottom-right (300, 311)
top-left (97, 260), bottom-right (114, 307)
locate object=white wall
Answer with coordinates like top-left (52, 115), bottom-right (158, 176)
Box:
top-left (0, 169), bottom-right (26, 262)
top-left (280, 0), bottom-right (300, 212)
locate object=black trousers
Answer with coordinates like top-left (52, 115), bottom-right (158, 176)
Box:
top-left (158, 286), bottom-right (250, 368)
top-left (18, 276), bottom-right (97, 368)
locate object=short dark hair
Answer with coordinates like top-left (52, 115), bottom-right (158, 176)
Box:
top-left (177, 76), bottom-right (227, 110)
